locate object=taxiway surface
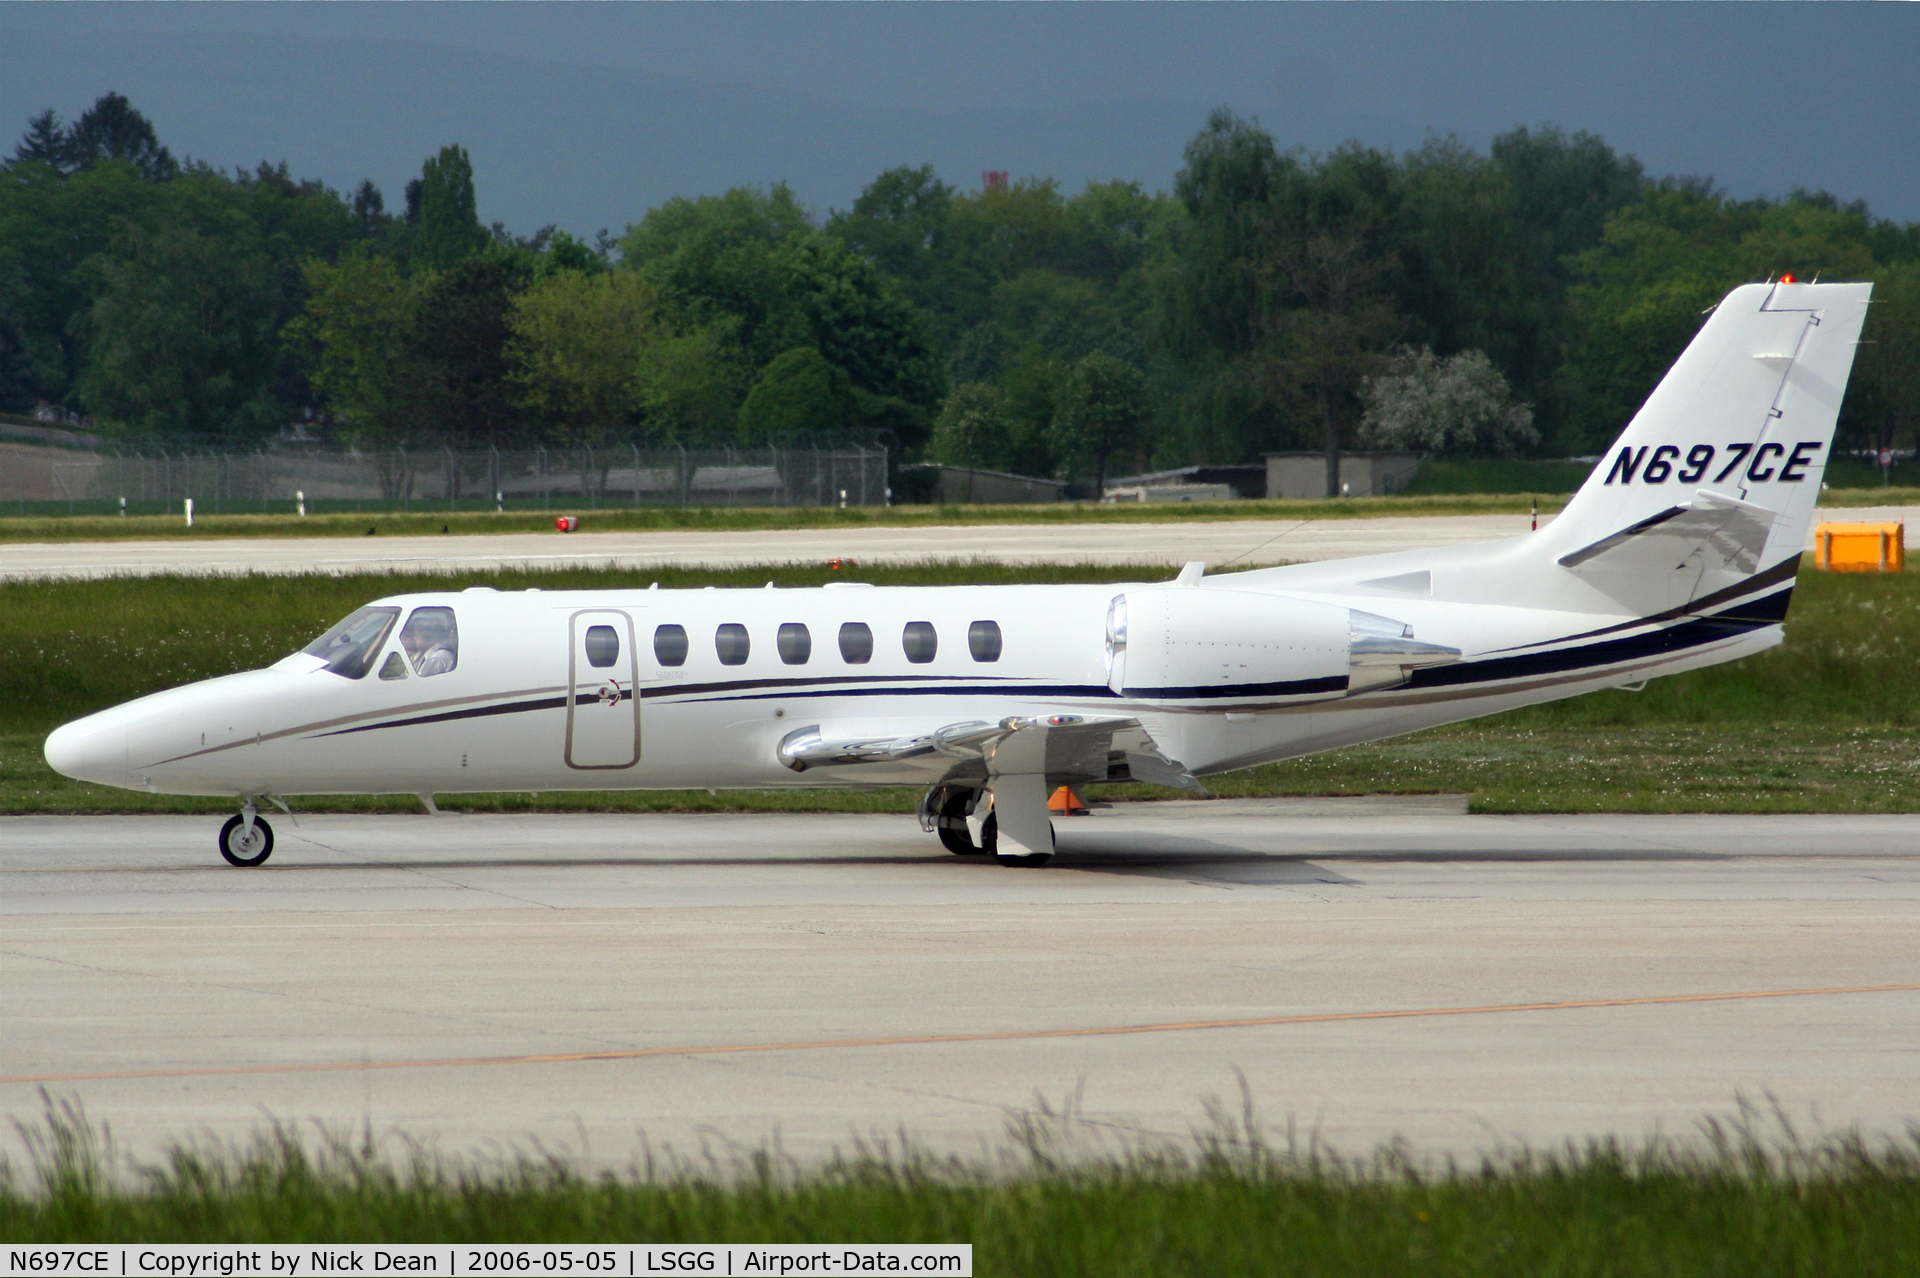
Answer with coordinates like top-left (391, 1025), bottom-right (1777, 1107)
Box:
top-left (6, 801), bottom-right (1917, 1169)
top-left (0, 513), bottom-right (1537, 580)
top-left (3, 505), bottom-right (1915, 582)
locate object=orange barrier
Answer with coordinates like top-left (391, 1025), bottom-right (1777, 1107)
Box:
top-left (1814, 522), bottom-right (1905, 572)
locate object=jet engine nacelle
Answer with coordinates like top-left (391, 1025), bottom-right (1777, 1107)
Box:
top-left (1105, 588), bottom-right (1351, 702)
top-left (1105, 587), bottom-right (1463, 702)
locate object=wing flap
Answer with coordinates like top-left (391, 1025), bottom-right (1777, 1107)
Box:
top-left (778, 713), bottom-right (1201, 792)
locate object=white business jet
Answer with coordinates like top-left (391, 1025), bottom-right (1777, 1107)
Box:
top-left (46, 280), bottom-right (1872, 867)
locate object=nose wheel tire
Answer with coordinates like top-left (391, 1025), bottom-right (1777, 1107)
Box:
top-left (219, 813), bottom-right (274, 867)
top-left (981, 813), bottom-right (1054, 868)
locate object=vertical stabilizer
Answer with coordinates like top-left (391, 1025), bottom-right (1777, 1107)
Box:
top-left (1545, 281), bottom-right (1872, 611)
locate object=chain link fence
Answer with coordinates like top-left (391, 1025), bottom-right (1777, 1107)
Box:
top-left (1, 442), bottom-right (891, 516)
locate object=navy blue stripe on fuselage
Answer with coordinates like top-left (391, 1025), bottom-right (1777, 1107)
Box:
top-left (1406, 590), bottom-right (1785, 691)
top-left (637, 672), bottom-right (1026, 699)
top-left (317, 693), bottom-right (574, 736)
top-left (1120, 676), bottom-right (1349, 700)
top-left (1508, 555), bottom-right (1799, 651)
top-left (689, 682), bottom-right (1119, 703)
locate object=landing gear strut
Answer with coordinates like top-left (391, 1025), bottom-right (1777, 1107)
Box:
top-left (219, 800), bottom-right (274, 867)
top-left (932, 788), bottom-right (986, 855)
top-left (983, 811), bottom-right (1053, 869)
top-left (920, 785), bottom-right (1053, 867)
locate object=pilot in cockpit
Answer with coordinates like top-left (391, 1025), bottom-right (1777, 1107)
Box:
top-left (399, 607), bottom-right (458, 676)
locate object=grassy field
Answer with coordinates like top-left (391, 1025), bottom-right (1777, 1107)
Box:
top-left (6, 1104), bottom-right (1918, 1272)
top-left (3, 562), bottom-right (1915, 815)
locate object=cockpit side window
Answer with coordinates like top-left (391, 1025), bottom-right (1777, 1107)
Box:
top-left (303, 606), bottom-right (401, 679)
top-left (399, 606), bottom-right (459, 676)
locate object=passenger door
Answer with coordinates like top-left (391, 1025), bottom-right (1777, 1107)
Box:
top-left (566, 610), bottom-right (639, 769)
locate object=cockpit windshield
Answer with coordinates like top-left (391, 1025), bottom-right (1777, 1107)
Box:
top-left (302, 606), bottom-right (401, 679)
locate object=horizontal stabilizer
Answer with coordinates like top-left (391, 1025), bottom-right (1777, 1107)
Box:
top-left (1558, 489), bottom-right (1776, 576)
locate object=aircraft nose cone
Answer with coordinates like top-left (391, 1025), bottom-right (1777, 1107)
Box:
top-left (44, 715), bottom-right (128, 787)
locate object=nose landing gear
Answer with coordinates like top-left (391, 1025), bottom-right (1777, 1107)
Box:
top-left (219, 800), bottom-right (274, 867)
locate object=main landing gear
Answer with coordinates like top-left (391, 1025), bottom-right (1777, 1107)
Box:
top-left (218, 800), bottom-right (274, 867)
top-left (925, 787), bottom-right (1053, 868)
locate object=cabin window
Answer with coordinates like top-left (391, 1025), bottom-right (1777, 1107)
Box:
top-left (838, 622), bottom-right (873, 664)
top-left (715, 623), bottom-right (751, 666)
top-left (902, 621), bottom-right (938, 664)
top-left (377, 651), bottom-right (409, 680)
top-left (584, 624), bottom-right (621, 669)
top-left (399, 606), bottom-right (459, 676)
top-left (777, 622), bottom-right (812, 665)
top-left (653, 624), bottom-right (689, 667)
top-left (968, 620), bottom-right (1003, 663)
top-left (303, 606), bottom-right (400, 679)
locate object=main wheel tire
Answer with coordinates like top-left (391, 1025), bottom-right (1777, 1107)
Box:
top-left (936, 790), bottom-right (982, 854)
top-left (219, 813), bottom-right (274, 867)
top-left (985, 814), bottom-right (1054, 867)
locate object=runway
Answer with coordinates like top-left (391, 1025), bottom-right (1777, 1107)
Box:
top-left (1, 505), bottom-right (1913, 582)
top-left (6, 800), bottom-right (1917, 1170)
top-left (0, 514), bottom-right (1538, 580)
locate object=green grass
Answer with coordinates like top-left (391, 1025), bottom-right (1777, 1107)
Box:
top-left (3, 563), bottom-right (1916, 815)
top-left (6, 1101), bottom-right (1919, 1273)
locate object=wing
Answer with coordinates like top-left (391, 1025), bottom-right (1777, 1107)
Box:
top-left (778, 713), bottom-right (1201, 792)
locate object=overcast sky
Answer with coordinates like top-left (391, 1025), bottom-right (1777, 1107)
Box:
top-left (3, 2), bottom-right (1916, 235)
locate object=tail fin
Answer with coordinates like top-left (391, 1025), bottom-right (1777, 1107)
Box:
top-left (1546, 280), bottom-right (1873, 614)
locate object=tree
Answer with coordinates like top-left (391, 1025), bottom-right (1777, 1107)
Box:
top-left (1849, 260), bottom-right (1920, 471)
top-left (0, 159), bottom-right (152, 401)
top-left (633, 323), bottom-right (746, 444)
top-left (1491, 125), bottom-right (1645, 272)
top-left (1154, 113), bottom-right (1408, 480)
top-left (407, 253), bottom-right (531, 448)
top-left (736, 347), bottom-right (856, 442)
top-left (66, 93), bottom-right (176, 182)
top-left (408, 145), bottom-right (486, 271)
top-left (828, 165), bottom-right (990, 345)
top-left (0, 313), bottom-right (42, 411)
top-left (11, 110), bottom-right (70, 173)
top-left (75, 218), bottom-right (282, 442)
top-left (350, 180), bottom-right (391, 239)
top-left (1050, 352), bottom-right (1150, 493)
top-left (1557, 186), bottom-right (1879, 451)
top-left (1393, 139), bottom-right (1542, 399)
top-left (621, 185), bottom-right (942, 421)
top-left (284, 249), bottom-right (421, 447)
top-left (620, 185), bottom-right (811, 356)
top-left (1254, 146), bottom-right (1405, 495)
top-left (1357, 347), bottom-right (1538, 457)
top-left (930, 381), bottom-right (1012, 470)
top-left (508, 269), bottom-right (661, 447)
